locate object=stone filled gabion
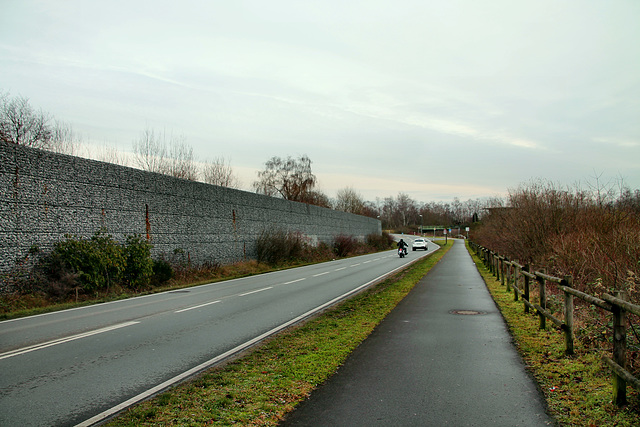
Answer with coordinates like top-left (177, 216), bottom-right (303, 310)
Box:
top-left (0, 141), bottom-right (381, 275)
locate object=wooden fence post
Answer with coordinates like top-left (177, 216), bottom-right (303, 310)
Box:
top-left (563, 275), bottom-right (574, 355)
top-left (513, 265), bottom-right (520, 302)
top-left (489, 251), bottom-right (496, 274)
top-left (613, 290), bottom-right (628, 406)
top-left (538, 269), bottom-right (546, 330)
top-left (506, 261), bottom-right (511, 293)
top-left (491, 252), bottom-right (496, 275)
top-left (492, 252), bottom-right (496, 275)
top-left (524, 264), bottom-right (530, 314)
top-left (500, 257), bottom-right (505, 286)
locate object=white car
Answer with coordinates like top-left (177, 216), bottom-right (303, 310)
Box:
top-left (412, 238), bottom-right (428, 251)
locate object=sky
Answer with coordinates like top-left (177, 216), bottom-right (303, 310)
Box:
top-left (1, 0), bottom-right (639, 204)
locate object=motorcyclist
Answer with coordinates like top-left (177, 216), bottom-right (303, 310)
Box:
top-left (397, 239), bottom-right (408, 255)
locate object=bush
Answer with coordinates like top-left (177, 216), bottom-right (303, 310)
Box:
top-left (37, 230), bottom-right (162, 296)
top-left (333, 234), bottom-right (357, 257)
top-left (256, 229), bottom-right (304, 265)
top-left (366, 232), bottom-right (394, 251)
top-left (46, 230), bottom-right (125, 292)
top-left (123, 235), bottom-right (154, 290)
top-left (473, 179), bottom-right (640, 362)
top-left (151, 259), bottom-right (174, 286)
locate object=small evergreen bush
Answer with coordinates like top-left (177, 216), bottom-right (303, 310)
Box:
top-left (151, 259), bottom-right (174, 286)
top-left (38, 229), bottom-right (164, 296)
top-left (123, 235), bottom-right (154, 290)
top-left (48, 229), bottom-right (125, 292)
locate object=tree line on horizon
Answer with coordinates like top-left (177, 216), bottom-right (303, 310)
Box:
top-left (3, 91), bottom-right (638, 233)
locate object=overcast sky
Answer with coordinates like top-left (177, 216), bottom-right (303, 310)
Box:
top-left (2, 0), bottom-right (639, 203)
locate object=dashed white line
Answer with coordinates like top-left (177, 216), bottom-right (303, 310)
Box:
top-left (77, 252), bottom-right (421, 427)
top-left (175, 300), bottom-right (221, 313)
top-left (335, 267), bottom-right (347, 271)
top-left (312, 272), bottom-right (329, 277)
top-left (239, 287), bottom-right (273, 296)
top-left (350, 263), bottom-right (361, 267)
top-left (284, 278), bottom-right (306, 284)
top-left (0, 321), bottom-right (140, 360)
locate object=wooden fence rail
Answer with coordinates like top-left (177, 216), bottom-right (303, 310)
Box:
top-left (469, 241), bottom-right (639, 407)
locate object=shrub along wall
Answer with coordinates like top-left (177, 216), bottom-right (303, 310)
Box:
top-left (0, 141), bottom-right (381, 275)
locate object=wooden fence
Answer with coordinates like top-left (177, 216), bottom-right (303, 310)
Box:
top-left (469, 241), bottom-right (640, 406)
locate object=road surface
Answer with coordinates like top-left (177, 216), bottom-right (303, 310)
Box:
top-left (0, 236), bottom-right (434, 426)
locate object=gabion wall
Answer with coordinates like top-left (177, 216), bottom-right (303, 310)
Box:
top-left (0, 141), bottom-right (381, 274)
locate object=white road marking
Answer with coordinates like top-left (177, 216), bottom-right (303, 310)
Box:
top-left (174, 300), bottom-right (221, 313)
top-left (313, 272), bottom-right (330, 277)
top-left (284, 278), bottom-right (307, 284)
top-left (0, 321), bottom-right (140, 360)
top-left (239, 287), bottom-right (273, 296)
top-left (75, 261), bottom-right (412, 427)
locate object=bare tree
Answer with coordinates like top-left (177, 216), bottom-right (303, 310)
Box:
top-left (587, 170), bottom-right (617, 207)
top-left (96, 143), bottom-right (127, 166)
top-left (1, 94), bottom-right (53, 148)
top-left (396, 192), bottom-right (417, 227)
top-left (132, 128), bottom-right (168, 173)
top-left (166, 136), bottom-right (198, 181)
top-left (0, 92), bottom-right (8, 143)
top-left (300, 190), bottom-right (332, 208)
top-left (253, 155), bottom-right (317, 202)
top-left (51, 120), bottom-right (82, 155)
top-left (381, 196), bottom-right (396, 228)
top-left (132, 128), bottom-right (198, 180)
top-left (202, 157), bottom-right (241, 188)
top-left (335, 187), bottom-right (366, 214)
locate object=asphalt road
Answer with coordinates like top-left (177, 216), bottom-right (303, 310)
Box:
top-left (280, 239), bottom-right (555, 426)
top-left (0, 236), bottom-right (434, 427)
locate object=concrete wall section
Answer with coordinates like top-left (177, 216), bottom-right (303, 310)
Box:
top-left (0, 142), bottom-right (381, 273)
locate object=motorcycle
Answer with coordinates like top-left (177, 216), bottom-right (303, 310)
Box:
top-left (398, 246), bottom-right (407, 258)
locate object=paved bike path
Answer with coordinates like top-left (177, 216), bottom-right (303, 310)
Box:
top-left (280, 239), bottom-right (555, 426)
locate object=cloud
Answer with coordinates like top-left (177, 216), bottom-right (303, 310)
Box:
top-left (1, 0), bottom-right (639, 203)
top-left (593, 137), bottom-right (640, 149)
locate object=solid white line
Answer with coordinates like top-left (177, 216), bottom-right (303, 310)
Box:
top-left (284, 278), bottom-right (306, 284)
top-left (75, 261), bottom-right (412, 427)
top-left (239, 287), bottom-right (273, 296)
top-left (312, 272), bottom-right (330, 277)
top-left (0, 321), bottom-right (140, 361)
top-left (174, 300), bottom-right (221, 313)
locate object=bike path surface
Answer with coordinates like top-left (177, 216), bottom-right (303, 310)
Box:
top-left (280, 239), bottom-right (555, 426)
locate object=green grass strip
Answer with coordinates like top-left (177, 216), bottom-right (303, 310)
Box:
top-left (107, 242), bottom-right (452, 426)
top-left (465, 242), bottom-right (640, 426)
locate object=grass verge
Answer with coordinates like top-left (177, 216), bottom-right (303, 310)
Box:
top-left (105, 241), bottom-right (452, 426)
top-left (466, 241), bottom-right (640, 426)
